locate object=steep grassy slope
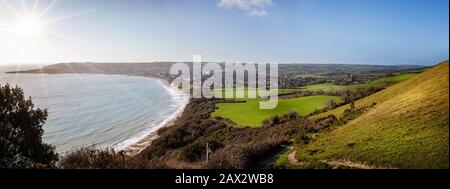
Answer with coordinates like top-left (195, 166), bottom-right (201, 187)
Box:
top-left (297, 61), bottom-right (449, 168)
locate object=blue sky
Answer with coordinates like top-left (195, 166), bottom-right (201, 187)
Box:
top-left (0, 0), bottom-right (448, 65)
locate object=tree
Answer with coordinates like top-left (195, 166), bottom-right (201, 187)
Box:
top-left (0, 84), bottom-right (58, 168)
top-left (350, 100), bottom-right (356, 110)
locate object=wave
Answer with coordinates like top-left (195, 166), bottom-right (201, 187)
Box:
top-left (112, 79), bottom-right (189, 151)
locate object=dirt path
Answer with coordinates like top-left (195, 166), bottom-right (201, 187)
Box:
top-left (285, 146), bottom-right (389, 169)
top-left (322, 160), bottom-right (384, 169)
top-left (286, 146), bottom-right (302, 166)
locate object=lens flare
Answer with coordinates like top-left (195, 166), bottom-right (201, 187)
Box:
top-left (0, 0), bottom-right (100, 64)
top-left (13, 15), bottom-right (44, 38)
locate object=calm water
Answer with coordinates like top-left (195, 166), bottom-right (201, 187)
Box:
top-left (0, 66), bottom-right (188, 153)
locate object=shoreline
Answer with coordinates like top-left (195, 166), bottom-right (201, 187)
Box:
top-left (120, 77), bottom-right (190, 156)
top-left (2, 71), bottom-right (190, 155)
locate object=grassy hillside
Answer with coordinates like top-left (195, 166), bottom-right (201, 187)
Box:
top-left (212, 95), bottom-right (343, 128)
top-left (297, 61), bottom-right (449, 168)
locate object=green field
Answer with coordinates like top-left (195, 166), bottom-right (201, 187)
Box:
top-left (212, 88), bottom-right (302, 99)
top-left (299, 72), bottom-right (419, 92)
top-left (297, 62), bottom-right (449, 168)
top-left (369, 73), bottom-right (418, 84)
top-left (211, 73), bottom-right (419, 98)
top-left (212, 95), bottom-right (343, 127)
top-left (300, 83), bottom-right (354, 91)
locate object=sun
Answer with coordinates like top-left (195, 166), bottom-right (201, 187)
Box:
top-left (12, 15), bottom-right (45, 39)
top-left (0, 0), bottom-right (99, 64)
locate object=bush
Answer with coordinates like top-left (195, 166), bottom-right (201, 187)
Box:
top-left (58, 148), bottom-right (161, 169)
top-left (0, 84), bottom-right (58, 168)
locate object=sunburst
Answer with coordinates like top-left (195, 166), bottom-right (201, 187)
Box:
top-left (0, 0), bottom-right (99, 64)
top-left (12, 14), bottom-right (44, 38)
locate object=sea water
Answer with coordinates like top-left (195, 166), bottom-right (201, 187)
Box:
top-left (0, 66), bottom-right (188, 153)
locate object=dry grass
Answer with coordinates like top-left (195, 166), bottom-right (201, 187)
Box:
top-left (297, 61), bottom-right (449, 169)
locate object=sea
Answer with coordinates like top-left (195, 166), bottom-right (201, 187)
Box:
top-left (0, 64), bottom-right (189, 154)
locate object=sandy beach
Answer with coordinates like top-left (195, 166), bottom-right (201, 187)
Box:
top-left (120, 78), bottom-right (189, 156)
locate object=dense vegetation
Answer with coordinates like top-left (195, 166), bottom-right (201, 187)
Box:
top-left (0, 84), bottom-right (58, 168)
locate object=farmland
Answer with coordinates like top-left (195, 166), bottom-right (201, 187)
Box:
top-left (212, 95), bottom-right (343, 127)
top-left (299, 72), bottom-right (419, 92)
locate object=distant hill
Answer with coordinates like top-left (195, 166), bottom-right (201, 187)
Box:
top-left (278, 63), bottom-right (425, 75)
top-left (299, 61), bottom-right (449, 168)
top-left (7, 62), bottom-right (425, 75)
top-left (6, 62), bottom-right (426, 88)
top-left (0, 64), bottom-right (44, 73)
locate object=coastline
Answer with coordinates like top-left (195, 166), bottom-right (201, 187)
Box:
top-left (3, 70), bottom-right (190, 155)
top-left (120, 77), bottom-right (190, 156)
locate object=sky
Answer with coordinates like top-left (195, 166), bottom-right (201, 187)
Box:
top-left (0, 0), bottom-right (448, 65)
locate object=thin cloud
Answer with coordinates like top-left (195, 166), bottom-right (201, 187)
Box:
top-left (218, 0), bottom-right (273, 16)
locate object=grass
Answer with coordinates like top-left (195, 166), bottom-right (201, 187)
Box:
top-left (279, 88), bottom-right (304, 94)
top-left (300, 83), bottom-right (355, 91)
top-left (212, 95), bottom-right (343, 128)
top-left (210, 73), bottom-right (418, 128)
top-left (369, 73), bottom-right (418, 84)
top-left (212, 88), bottom-right (302, 99)
top-left (296, 61), bottom-right (449, 168)
top-left (300, 72), bottom-right (419, 92)
top-left (211, 73), bottom-right (418, 97)
top-left (274, 154), bottom-right (293, 169)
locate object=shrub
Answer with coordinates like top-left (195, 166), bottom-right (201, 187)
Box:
top-left (58, 148), bottom-right (161, 169)
top-left (0, 84), bottom-right (58, 168)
